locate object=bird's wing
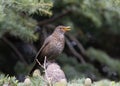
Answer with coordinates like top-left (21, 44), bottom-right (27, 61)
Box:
top-left (29, 38), bottom-right (50, 75)
top-left (35, 37), bottom-right (51, 59)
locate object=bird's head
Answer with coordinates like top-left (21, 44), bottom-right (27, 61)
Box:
top-left (54, 25), bottom-right (71, 34)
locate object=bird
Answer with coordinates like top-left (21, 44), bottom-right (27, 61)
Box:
top-left (29, 25), bottom-right (70, 74)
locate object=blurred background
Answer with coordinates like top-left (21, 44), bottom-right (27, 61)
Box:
top-left (0, 0), bottom-right (120, 82)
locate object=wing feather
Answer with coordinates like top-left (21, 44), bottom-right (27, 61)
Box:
top-left (35, 36), bottom-right (51, 59)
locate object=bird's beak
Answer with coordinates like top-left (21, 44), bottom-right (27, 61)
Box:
top-left (63, 26), bottom-right (71, 31)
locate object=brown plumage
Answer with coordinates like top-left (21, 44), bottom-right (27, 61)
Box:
top-left (29, 25), bottom-right (70, 74)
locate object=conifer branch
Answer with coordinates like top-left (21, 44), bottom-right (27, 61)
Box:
top-left (38, 10), bottom-right (71, 26)
top-left (65, 38), bottom-right (86, 64)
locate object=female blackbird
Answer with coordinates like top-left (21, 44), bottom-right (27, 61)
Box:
top-left (30, 25), bottom-right (70, 74)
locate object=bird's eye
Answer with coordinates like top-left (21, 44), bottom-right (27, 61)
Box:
top-left (59, 28), bottom-right (62, 30)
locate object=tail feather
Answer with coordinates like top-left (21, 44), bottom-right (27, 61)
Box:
top-left (29, 63), bottom-right (38, 75)
top-left (29, 59), bottom-right (44, 75)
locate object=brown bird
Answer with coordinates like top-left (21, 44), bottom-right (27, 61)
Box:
top-left (30, 25), bottom-right (70, 74)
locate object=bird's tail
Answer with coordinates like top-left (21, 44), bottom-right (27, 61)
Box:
top-left (29, 63), bottom-right (38, 75)
top-left (29, 59), bottom-right (44, 75)
top-left (29, 50), bottom-right (43, 75)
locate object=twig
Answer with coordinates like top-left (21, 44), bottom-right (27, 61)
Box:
top-left (44, 56), bottom-right (52, 86)
top-left (65, 38), bottom-right (86, 64)
top-left (43, 56), bottom-right (47, 69)
top-left (1, 37), bottom-right (28, 66)
top-left (36, 59), bottom-right (44, 68)
top-left (33, 58), bottom-right (49, 83)
top-left (35, 56), bottom-right (52, 86)
top-left (38, 10), bottom-right (71, 26)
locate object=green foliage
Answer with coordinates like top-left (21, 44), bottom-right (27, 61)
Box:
top-left (92, 79), bottom-right (120, 86)
top-left (1, 0), bottom-right (53, 15)
top-left (0, 74), bottom-right (45, 86)
top-left (0, 0), bottom-right (53, 41)
top-left (0, 74), bottom-right (18, 86)
top-left (0, 74), bottom-right (120, 86)
top-left (67, 78), bottom-right (85, 86)
top-left (54, 0), bottom-right (120, 34)
top-left (0, 0), bottom-right (120, 84)
top-left (86, 48), bottom-right (120, 76)
top-left (27, 76), bottom-right (45, 86)
top-left (80, 0), bottom-right (120, 30)
top-left (68, 79), bottom-right (120, 86)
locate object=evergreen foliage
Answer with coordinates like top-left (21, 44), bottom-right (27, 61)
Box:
top-left (86, 48), bottom-right (120, 76)
top-left (0, 74), bottom-right (120, 86)
top-left (0, 0), bottom-right (120, 85)
top-left (0, 74), bottom-right (18, 86)
top-left (60, 0), bottom-right (120, 33)
top-left (0, 0), bottom-right (53, 41)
